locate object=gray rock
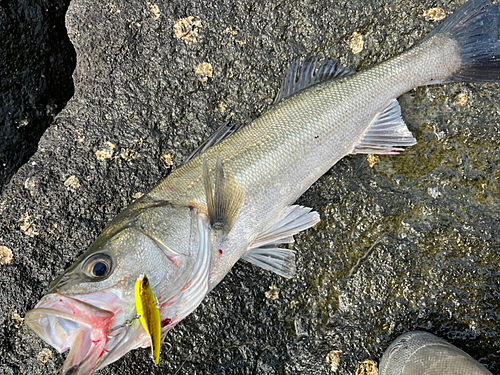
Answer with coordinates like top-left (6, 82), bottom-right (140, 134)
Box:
top-left (0, 0), bottom-right (499, 374)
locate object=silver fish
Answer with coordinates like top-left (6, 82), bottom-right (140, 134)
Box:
top-left (26, 0), bottom-right (500, 373)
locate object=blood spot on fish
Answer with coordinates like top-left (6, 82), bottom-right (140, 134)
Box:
top-left (188, 205), bottom-right (195, 210)
top-left (218, 249), bottom-right (223, 257)
top-left (161, 318), bottom-right (172, 328)
top-left (98, 351), bottom-right (107, 360)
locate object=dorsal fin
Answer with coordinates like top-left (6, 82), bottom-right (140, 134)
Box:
top-left (182, 119), bottom-right (241, 166)
top-left (182, 58), bottom-right (354, 164)
top-left (274, 57), bottom-right (355, 104)
top-left (351, 99), bottom-right (417, 155)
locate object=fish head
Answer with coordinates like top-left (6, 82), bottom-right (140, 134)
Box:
top-left (26, 200), bottom-right (210, 374)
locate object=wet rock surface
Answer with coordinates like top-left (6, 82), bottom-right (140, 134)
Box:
top-left (0, 0), bottom-right (76, 193)
top-left (0, 0), bottom-right (499, 374)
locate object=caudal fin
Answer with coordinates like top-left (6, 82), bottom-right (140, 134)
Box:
top-left (426, 0), bottom-right (500, 82)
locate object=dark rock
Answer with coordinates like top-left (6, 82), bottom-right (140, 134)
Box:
top-left (0, 0), bottom-right (498, 374)
top-left (0, 0), bottom-right (76, 192)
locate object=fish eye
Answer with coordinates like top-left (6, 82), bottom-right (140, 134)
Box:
top-left (84, 254), bottom-right (113, 280)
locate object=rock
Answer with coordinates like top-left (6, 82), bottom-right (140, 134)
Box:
top-left (0, 0), bottom-right (499, 374)
top-left (0, 0), bottom-right (75, 192)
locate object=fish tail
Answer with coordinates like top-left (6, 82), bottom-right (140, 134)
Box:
top-left (426, 0), bottom-right (500, 82)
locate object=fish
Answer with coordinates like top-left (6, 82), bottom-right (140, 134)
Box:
top-left (25, 0), bottom-right (500, 373)
top-left (134, 274), bottom-right (161, 364)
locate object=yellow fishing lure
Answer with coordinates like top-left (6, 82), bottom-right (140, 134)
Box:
top-left (135, 274), bottom-right (161, 364)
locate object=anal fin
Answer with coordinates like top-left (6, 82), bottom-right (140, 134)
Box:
top-left (242, 205), bottom-right (320, 278)
top-left (352, 99), bottom-right (417, 155)
top-left (203, 156), bottom-right (244, 232)
top-left (242, 247), bottom-right (297, 278)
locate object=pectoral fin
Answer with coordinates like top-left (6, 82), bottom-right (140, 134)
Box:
top-left (243, 205), bottom-right (320, 278)
top-left (203, 156), bottom-right (244, 232)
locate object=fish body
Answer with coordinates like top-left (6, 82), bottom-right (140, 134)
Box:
top-left (25, 1), bottom-right (500, 374)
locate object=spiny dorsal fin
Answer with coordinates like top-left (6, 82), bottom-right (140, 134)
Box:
top-left (242, 205), bottom-right (320, 278)
top-left (203, 156), bottom-right (244, 232)
top-left (182, 119), bottom-right (241, 166)
top-left (274, 57), bottom-right (355, 104)
top-left (183, 58), bottom-right (354, 165)
top-left (351, 99), bottom-right (417, 155)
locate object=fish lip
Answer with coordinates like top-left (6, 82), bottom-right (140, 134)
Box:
top-left (26, 292), bottom-right (138, 375)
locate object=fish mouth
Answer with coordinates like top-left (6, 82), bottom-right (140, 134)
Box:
top-left (26, 292), bottom-right (147, 375)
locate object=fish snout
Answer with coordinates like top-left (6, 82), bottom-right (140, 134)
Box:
top-left (48, 272), bottom-right (71, 293)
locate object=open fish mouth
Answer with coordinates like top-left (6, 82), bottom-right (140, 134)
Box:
top-left (26, 292), bottom-right (146, 375)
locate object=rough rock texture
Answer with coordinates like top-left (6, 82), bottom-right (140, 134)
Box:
top-left (1, 0), bottom-right (499, 374)
top-left (0, 0), bottom-right (75, 193)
